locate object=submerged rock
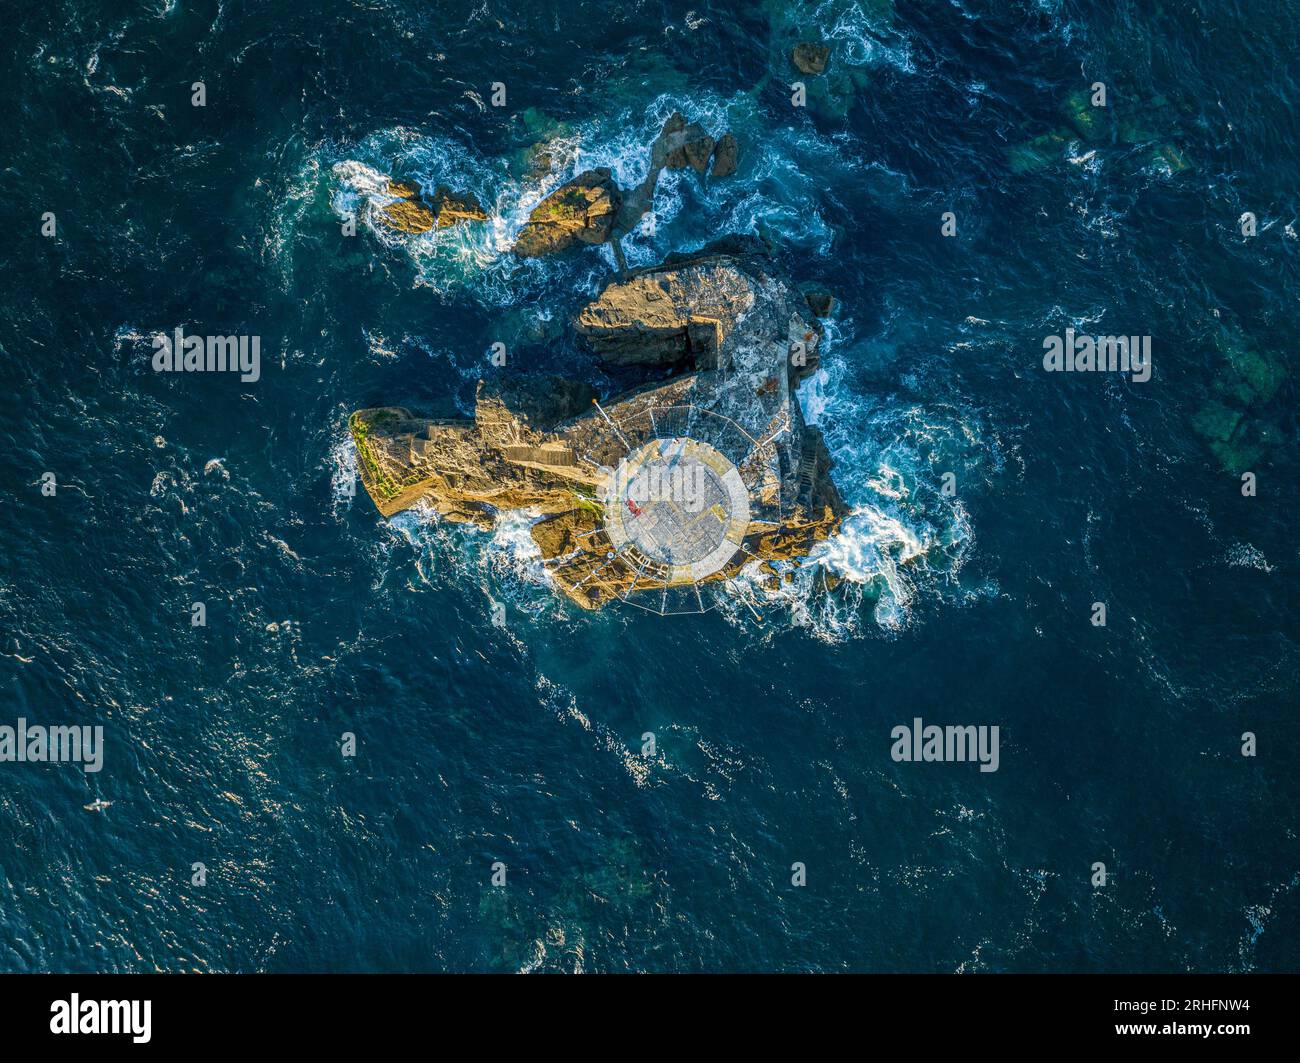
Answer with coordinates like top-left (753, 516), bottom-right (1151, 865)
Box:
top-left (1005, 132), bottom-right (1069, 175)
top-left (1007, 90), bottom-right (1193, 176)
top-left (1062, 89), bottom-right (1105, 140)
top-left (511, 107), bottom-right (575, 180)
top-left (802, 285), bottom-right (835, 318)
top-left (513, 168), bottom-right (622, 257)
top-left (350, 238), bottom-right (846, 610)
top-left (792, 42), bottom-right (831, 76)
top-left (1190, 324), bottom-right (1288, 473)
top-left (1149, 143), bottom-right (1191, 174)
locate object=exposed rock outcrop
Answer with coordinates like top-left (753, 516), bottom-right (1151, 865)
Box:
top-left (380, 181), bottom-right (437, 234)
top-left (350, 239), bottom-right (845, 610)
top-left (431, 186), bottom-right (487, 227)
top-left (802, 285), bottom-right (835, 318)
top-left (513, 168), bottom-right (622, 257)
top-left (792, 42), bottom-right (832, 75)
top-left (516, 115), bottom-right (741, 261)
top-left (574, 252), bottom-right (761, 368)
top-left (379, 181), bottom-right (488, 234)
top-left (711, 132), bottom-right (739, 177)
top-left (679, 130), bottom-right (716, 173)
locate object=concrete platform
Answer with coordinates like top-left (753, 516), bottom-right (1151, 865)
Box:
top-left (602, 437), bottom-right (750, 584)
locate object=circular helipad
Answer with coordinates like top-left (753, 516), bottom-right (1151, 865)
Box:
top-left (602, 437), bottom-right (750, 583)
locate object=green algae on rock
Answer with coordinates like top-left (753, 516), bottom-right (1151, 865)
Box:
top-left (1190, 324), bottom-right (1289, 473)
top-left (1007, 89), bottom-right (1192, 175)
top-left (513, 168), bottom-right (622, 258)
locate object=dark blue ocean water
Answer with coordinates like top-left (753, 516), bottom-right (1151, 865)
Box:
top-left (0, 0), bottom-right (1296, 972)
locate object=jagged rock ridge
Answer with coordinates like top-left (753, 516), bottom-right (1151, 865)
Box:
top-left (379, 181), bottom-right (488, 234)
top-left (513, 112), bottom-right (740, 266)
top-left (350, 238), bottom-right (846, 610)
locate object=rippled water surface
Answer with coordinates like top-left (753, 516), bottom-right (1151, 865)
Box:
top-left (0, 0), bottom-right (1296, 971)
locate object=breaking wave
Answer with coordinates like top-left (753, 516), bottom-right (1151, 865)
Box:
top-left (293, 82), bottom-right (996, 638)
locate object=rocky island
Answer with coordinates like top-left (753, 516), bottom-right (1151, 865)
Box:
top-left (349, 236), bottom-right (846, 610)
top-left (509, 110), bottom-right (738, 267)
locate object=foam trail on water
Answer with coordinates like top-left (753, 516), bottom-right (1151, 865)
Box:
top-left (326, 423), bottom-right (360, 517)
top-left (382, 505), bottom-right (564, 622)
top-left (814, 0), bottom-right (916, 72)
top-left (306, 92), bottom-right (989, 637)
top-left (721, 313), bottom-right (991, 639)
top-left (303, 89), bottom-right (849, 305)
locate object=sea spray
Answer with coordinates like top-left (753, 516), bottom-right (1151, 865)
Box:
top-left (321, 95), bottom-right (989, 636)
top-left (384, 505), bottom-right (562, 622)
top-left (316, 91), bottom-right (844, 302)
top-left (327, 426), bottom-right (360, 516)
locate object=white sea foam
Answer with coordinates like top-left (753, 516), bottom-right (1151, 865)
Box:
top-left (759, 319), bottom-right (988, 637)
top-left (482, 509), bottom-right (551, 589)
top-left (381, 503), bottom-right (563, 624)
top-left (1224, 543), bottom-right (1273, 572)
top-left (814, 0), bottom-right (915, 72)
top-left (326, 426), bottom-right (359, 517)
top-left (307, 91), bottom-right (989, 637)
top-left (314, 89), bottom-right (845, 302)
